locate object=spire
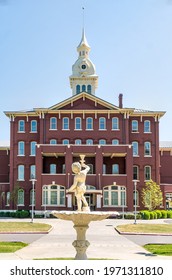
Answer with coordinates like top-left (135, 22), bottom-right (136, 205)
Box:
top-left (77, 28), bottom-right (90, 53)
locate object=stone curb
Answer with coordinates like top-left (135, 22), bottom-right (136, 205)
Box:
top-left (115, 228), bottom-right (172, 236)
top-left (0, 226), bottom-right (53, 235)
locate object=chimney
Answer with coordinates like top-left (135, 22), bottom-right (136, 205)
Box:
top-left (119, 93), bottom-right (123, 108)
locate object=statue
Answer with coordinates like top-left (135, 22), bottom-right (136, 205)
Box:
top-left (66, 155), bottom-right (90, 212)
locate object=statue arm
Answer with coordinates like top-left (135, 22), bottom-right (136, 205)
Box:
top-left (66, 176), bottom-right (78, 193)
top-left (81, 163), bottom-right (90, 174)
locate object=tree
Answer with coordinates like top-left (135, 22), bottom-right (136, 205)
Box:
top-left (141, 180), bottom-right (163, 211)
top-left (10, 183), bottom-right (20, 210)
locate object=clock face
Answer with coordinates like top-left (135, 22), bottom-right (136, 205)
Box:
top-left (81, 64), bottom-right (86, 70)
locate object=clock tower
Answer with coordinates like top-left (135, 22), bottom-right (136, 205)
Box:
top-left (69, 29), bottom-right (98, 96)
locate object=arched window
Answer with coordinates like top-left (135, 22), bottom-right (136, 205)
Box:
top-left (103, 164), bottom-right (106, 174)
top-left (132, 120), bottom-right (138, 132)
top-left (86, 117), bottom-right (93, 130)
top-left (50, 139), bottom-right (57, 145)
top-left (132, 141), bottom-right (139, 156)
top-left (87, 85), bottom-right (92, 94)
top-left (50, 117), bottom-right (57, 130)
top-left (18, 120), bottom-right (25, 132)
top-left (112, 117), bottom-right (119, 130)
top-left (75, 117), bottom-right (82, 130)
top-left (6, 192), bottom-right (10, 206)
top-left (31, 120), bottom-right (37, 132)
top-left (30, 165), bottom-right (36, 179)
top-left (18, 165), bottom-right (24, 181)
top-left (17, 189), bottom-right (24, 205)
top-left (133, 190), bottom-right (139, 206)
top-left (103, 185), bottom-right (126, 207)
top-left (42, 185), bottom-right (65, 206)
top-left (99, 117), bottom-right (106, 130)
top-left (75, 139), bottom-right (82, 145)
top-left (112, 139), bottom-right (119, 145)
top-left (144, 165), bottom-right (151, 181)
top-left (63, 139), bottom-right (69, 145)
top-left (144, 120), bottom-right (151, 133)
top-left (144, 142), bottom-right (151, 156)
top-left (76, 85), bottom-right (80, 94)
top-left (133, 165), bottom-right (139, 180)
top-left (18, 141), bottom-right (25, 156)
top-left (82, 85), bottom-right (86, 92)
top-left (112, 164), bottom-right (119, 174)
top-left (63, 117), bottom-right (69, 130)
top-left (86, 139), bottom-right (93, 145)
top-left (50, 164), bottom-right (56, 174)
top-left (99, 139), bottom-right (106, 145)
top-left (30, 189), bottom-right (35, 206)
top-left (30, 141), bottom-right (37, 155)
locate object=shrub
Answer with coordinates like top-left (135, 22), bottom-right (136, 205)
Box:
top-left (149, 212), bottom-right (154, 219)
top-left (152, 211), bottom-right (157, 219)
top-left (155, 210), bottom-right (162, 219)
top-left (161, 210), bottom-right (167, 219)
top-left (15, 210), bottom-right (29, 218)
top-left (167, 211), bottom-right (172, 218)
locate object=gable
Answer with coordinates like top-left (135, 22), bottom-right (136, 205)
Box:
top-left (49, 93), bottom-right (119, 111)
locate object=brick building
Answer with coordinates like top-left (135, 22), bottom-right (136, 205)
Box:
top-left (0, 30), bottom-right (171, 213)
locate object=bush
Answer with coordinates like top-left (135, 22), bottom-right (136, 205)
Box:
top-left (161, 210), bottom-right (167, 219)
top-left (155, 210), bottom-right (162, 219)
top-left (152, 211), bottom-right (157, 219)
top-left (149, 212), bottom-right (154, 219)
top-left (167, 211), bottom-right (172, 218)
top-left (140, 210), bottom-right (150, 220)
top-left (15, 210), bottom-right (29, 218)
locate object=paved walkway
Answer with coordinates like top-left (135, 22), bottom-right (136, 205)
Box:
top-left (0, 218), bottom-right (172, 260)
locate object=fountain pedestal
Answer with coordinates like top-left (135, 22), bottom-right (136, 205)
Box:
top-left (52, 210), bottom-right (119, 260)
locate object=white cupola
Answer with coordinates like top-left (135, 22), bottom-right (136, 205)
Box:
top-left (69, 29), bottom-right (98, 96)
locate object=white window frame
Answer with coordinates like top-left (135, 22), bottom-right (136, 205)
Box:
top-left (18, 165), bottom-right (25, 181)
top-left (50, 117), bottom-right (57, 130)
top-left (42, 185), bottom-right (65, 206)
top-left (75, 117), bottom-right (82, 130)
top-left (103, 185), bottom-right (126, 207)
top-left (144, 141), bottom-right (151, 156)
top-left (144, 120), bottom-right (151, 133)
top-left (31, 120), bottom-right (37, 132)
top-left (62, 117), bottom-right (69, 130)
top-left (18, 120), bottom-right (25, 132)
top-left (112, 117), bottom-right (119, 130)
top-left (144, 165), bottom-right (151, 181)
top-left (132, 141), bottom-right (139, 156)
top-left (132, 120), bottom-right (138, 132)
top-left (86, 117), bottom-right (93, 130)
top-left (99, 117), bottom-right (106, 130)
top-left (18, 141), bottom-right (25, 156)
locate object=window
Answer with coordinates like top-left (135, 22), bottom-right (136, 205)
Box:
top-left (132, 141), bottom-right (139, 156)
top-left (63, 139), bottom-right (69, 145)
top-left (99, 117), bottom-right (106, 130)
top-left (103, 164), bottom-right (106, 174)
top-left (87, 85), bottom-right (91, 94)
top-left (112, 139), bottom-right (119, 145)
top-left (30, 165), bottom-right (36, 179)
top-left (50, 117), bottom-right (57, 130)
top-left (50, 139), bottom-right (57, 145)
top-left (144, 142), bottom-right (151, 156)
top-left (17, 189), bottom-right (24, 205)
top-left (18, 165), bottom-right (24, 180)
top-left (76, 85), bottom-right (80, 94)
top-left (75, 117), bottom-right (82, 130)
top-left (132, 120), bottom-right (138, 132)
top-left (6, 192), bottom-right (10, 206)
top-left (18, 141), bottom-right (25, 156)
top-left (144, 166), bottom-right (151, 181)
top-left (86, 117), bottom-right (93, 130)
top-left (99, 139), bottom-right (106, 145)
top-left (50, 164), bottom-right (56, 174)
top-left (82, 85), bottom-right (86, 92)
top-left (133, 190), bottom-right (139, 206)
top-left (103, 185), bottom-right (126, 207)
top-left (63, 117), bottom-right (69, 130)
top-left (31, 120), bottom-right (37, 132)
top-left (62, 164), bottom-right (66, 174)
top-left (30, 141), bottom-right (37, 155)
top-left (86, 139), bottom-right (93, 145)
top-left (18, 120), bottom-right (25, 132)
top-left (75, 139), bottom-right (82, 145)
top-left (42, 185), bottom-right (65, 206)
top-left (30, 189), bottom-right (35, 206)
top-left (144, 120), bottom-right (151, 133)
top-left (88, 164), bottom-right (94, 174)
top-left (112, 164), bottom-right (119, 174)
top-left (112, 117), bottom-right (119, 130)
top-left (133, 165), bottom-right (139, 180)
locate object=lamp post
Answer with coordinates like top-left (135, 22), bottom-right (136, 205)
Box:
top-left (30, 177), bottom-right (36, 223)
top-left (133, 180), bottom-right (138, 224)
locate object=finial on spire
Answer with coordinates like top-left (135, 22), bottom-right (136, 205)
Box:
top-left (82, 7), bottom-right (85, 30)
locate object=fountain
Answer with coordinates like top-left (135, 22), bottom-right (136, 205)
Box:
top-left (52, 155), bottom-right (119, 260)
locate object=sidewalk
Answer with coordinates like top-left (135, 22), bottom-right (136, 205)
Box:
top-left (0, 218), bottom-right (172, 260)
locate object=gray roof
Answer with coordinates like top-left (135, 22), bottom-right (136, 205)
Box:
top-left (160, 141), bottom-right (172, 148)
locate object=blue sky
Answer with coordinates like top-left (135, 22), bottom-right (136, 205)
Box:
top-left (0, 0), bottom-right (172, 144)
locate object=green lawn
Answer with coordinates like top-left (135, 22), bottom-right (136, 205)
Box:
top-left (0, 242), bottom-right (28, 253)
top-left (144, 244), bottom-right (172, 256)
top-left (116, 223), bottom-right (172, 234)
top-left (0, 222), bottom-right (51, 233)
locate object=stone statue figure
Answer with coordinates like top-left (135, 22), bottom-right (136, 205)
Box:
top-left (66, 156), bottom-right (90, 212)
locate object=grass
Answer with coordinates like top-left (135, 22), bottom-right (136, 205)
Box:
top-left (144, 244), bottom-right (172, 256)
top-left (0, 222), bottom-right (51, 233)
top-left (116, 223), bottom-right (172, 234)
top-left (0, 242), bottom-right (28, 253)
